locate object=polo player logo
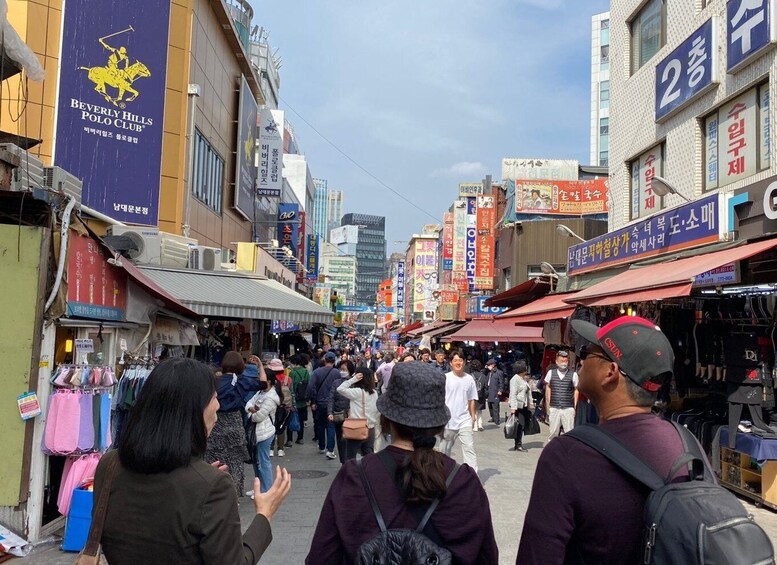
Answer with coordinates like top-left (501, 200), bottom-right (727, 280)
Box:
top-left (264, 117), bottom-right (278, 135)
top-left (79, 27), bottom-right (150, 108)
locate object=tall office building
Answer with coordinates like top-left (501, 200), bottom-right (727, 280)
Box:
top-left (313, 178), bottom-right (328, 239)
top-left (590, 11), bottom-right (610, 167)
top-left (327, 190), bottom-right (344, 236)
top-left (340, 213), bottom-right (386, 305)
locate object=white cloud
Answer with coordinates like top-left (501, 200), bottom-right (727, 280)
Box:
top-left (431, 161), bottom-right (488, 178)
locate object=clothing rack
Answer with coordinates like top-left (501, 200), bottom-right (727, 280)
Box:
top-left (51, 364), bottom-right (117, 389)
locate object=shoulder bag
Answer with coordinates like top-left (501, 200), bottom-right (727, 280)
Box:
top-left (75, 453), bottom-right (119, 564)
top-left (342, 389), bottom-right (369, 441)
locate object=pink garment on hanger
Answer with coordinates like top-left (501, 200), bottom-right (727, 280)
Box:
top-left (43, 393), bottom-right (61, 453)
top-left (52, 392), bottom-right (80, 454)
top-left (58, 453), bottom-right (100, 516)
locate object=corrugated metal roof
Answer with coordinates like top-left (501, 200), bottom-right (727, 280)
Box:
top-left (138, 266), bottom-right (334, 324)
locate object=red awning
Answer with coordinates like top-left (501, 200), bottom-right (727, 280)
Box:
top-left (423, 321), bottom-right (465, 339)
top-left (497, 293), bottom-right (578, 324)
top-left (441, 319), bottom-right (544, 343)
top-left (120, 258), bottom-right (201, 319)
top-left (400, 320), bottom-right (424, 335)
top-left (566, 238), bottom-right (777, 307)
top-left (483, 278), bottom-right (551, 308)
top-left (407, 320), bottom-right (449, 337)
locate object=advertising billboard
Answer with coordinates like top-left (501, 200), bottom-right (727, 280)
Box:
top-left (465, 198), bottom-right (477, 290)
top-left (502, 158), bottom-right (578, 182)
top-left (54, 0), bottom-right (171, 224)
top-left (234, 76), bottom-right (258, 220)
top-left (442, 212), bottom-right (453, 270)
top-left (727, 0), bottom-right (776, 72)
top-left (413, 240), bottom-right (437, 313)
top-left (330, 225), bottom-right (359, 245)
top-left (277, 203), bottom-right (300, 257)
top-left (474, 194), bottom-right (495, 289)
top-left (306, 234), bottom-right (319, 281)
top-left (452, 200), bottom-right (467, 273)
top-left (258, 108), bottom-right (284, 198)
top-left (459, 182), bottom-right (484, 197)
top-left (313, 285), bottom-right (331, 308)
top-left (396, 260), bottom-right (405, 309)
top-left (67, 234), bottom-right (127, 321)
top-left (514, 178), bottom-right (608, 215)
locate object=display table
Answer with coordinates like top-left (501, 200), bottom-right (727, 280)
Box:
top-left (716, 429), bottom-right (777, 511)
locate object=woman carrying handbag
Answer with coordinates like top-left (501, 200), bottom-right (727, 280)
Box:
top-left (508, 361), bottom-right (535, 452)
top-left (336, 366), bottom-right (379, 460)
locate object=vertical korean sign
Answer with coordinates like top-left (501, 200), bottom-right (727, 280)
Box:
top-left (413, 240), bottom-right (437, 313)
top-left (55, 0), bottom-right (171, 225)
top-left (234, 76), bottom-right (258, 220)
top-left (306, 234), bottom-right (319, 281)
top-left (442, 212), bottom-right (454, 271)
top-left (474, 195), bottom-right (495, 290)
top-left (465, 198), bottom-right (477, 290)
top-left (631, 145), bottom-right (663, 220)
top-left (396, 260), bottom-right (405, 313)
top-left (452, 200), bottom-right (467, 282)
top-left (297, 210), bottom-right (306, 283)
top-left (258, 109), bottom-right (284, 197)
top-left (277, 203), bottom-right (300, 256)
top-left (720, 89), bottom-right (757, 185)
top-left (727, 0), bottom-right (777, 73)
top-left (67, 234), bottom-right (127, 320)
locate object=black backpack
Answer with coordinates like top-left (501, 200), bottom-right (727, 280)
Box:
top-left (355, 452), bottom-right (460, 565)
top-left (270, 404), bottom-right (290, 434)
top-left (568, 422), bottom-right (774, 565)
top-left (294, 374), bottom-right (309, 403)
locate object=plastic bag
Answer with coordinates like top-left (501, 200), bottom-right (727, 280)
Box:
top-left (288, 410), bottom-right (301, 433)
top-left (503, 413), bottom-right (516, 439)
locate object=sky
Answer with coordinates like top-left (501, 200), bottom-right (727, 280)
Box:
top-left (249, 0), bottom-right (610, 252)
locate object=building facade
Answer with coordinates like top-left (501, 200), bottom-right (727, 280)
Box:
top-left (609, 0), bottom-right (775, 231)
top-left (320, 240), bottom-right (357, 304)
top-left (313, 178), bottom-right (329, 240)
top-left (327, 189), bottom-right (344, 235)
top-left (591, 11), bottom-right (611, 167)
top-left (341, 213), bottom-right (386, 305)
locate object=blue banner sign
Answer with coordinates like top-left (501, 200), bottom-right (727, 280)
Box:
top-left (567, 194), bottom-right (722, 275)
top-left (656, 18), bottom-right (717, 121)
top-left (306, 234), bottom-right (319, 281)
top-left (466, 197), bottom-right (477, 290)
top-left (271, 320), bottom-right (300, 333)
top-left (337, 305), bottom-right (371, 313)
top-left (277, 203), bottom-right (300, 257)
top-left (727, 0), bottom-right (776, 72)
top-left (54, 0), bottom-right (171, 224)
top-left (396, 261), bottom-right (405, 309)
top-left (466, 296), bottom-right (508, 319)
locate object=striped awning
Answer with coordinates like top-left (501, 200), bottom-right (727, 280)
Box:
top-left (138, 266), bottom-right (334, 324)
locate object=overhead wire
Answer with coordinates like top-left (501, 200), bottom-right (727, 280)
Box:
top-left (278, 95), bottom-right (443, 225)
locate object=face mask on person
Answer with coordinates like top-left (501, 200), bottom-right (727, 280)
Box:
top-left (340, 370), bottom-right (349, 378)
top-left (557, 361), bottom-right (568, 371)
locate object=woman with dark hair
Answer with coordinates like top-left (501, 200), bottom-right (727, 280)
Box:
top-left (306, 361), bottom-right (498, 564)
top-left (336, 366), bottom-right (379, 460)
top-left (246, 367), bottom-right (286, 495)
top-left (508, 360), bottom-right (535, 452)
top-left (265, 359), bottom-right (293, 456)
top-left (401, 352), bottom-right (417, 362)
top-left (93, 358), bottom-right (291, 564)
top-left (205, 351), bottom-right (262, 497)
top-left (327, 359), bottom-right (354, 463)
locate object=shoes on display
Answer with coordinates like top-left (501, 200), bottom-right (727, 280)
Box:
top-left (326, 451), bottom-right (337, 459)
top-left (277, 449), bottom-right (285, 457)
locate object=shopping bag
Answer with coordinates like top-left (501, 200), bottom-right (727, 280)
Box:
top-left (524, 413), bottom-right (541, 436)
top-left (288, 410), bottom-right (301, 433)
top-left (503, 414), bottom-right (516, 439)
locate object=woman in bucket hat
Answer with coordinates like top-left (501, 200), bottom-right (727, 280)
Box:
top-left (305, 361), bottom-right (498, 564)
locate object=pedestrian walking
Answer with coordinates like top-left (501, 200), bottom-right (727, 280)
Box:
top-left (362, 349), bottom-right (378, 372)
top-left (470, 359), bottom-right (487, 431)
top-left (517, 317), bottom-right (681, 562)
top-left (246, 369), bottom-right (285, 494)
top-left (266, 359), bottom-right (293, 456)
top-left (289, 354), bottom-right (310, 445)
top-left (439, 350), bottom-right (479, 472)
top-left (432, 349), bottom-right (450, 373)
top-left (327, 359), bottom-right (354, 462)
top-left (543, 350), bottom-right (578, 444)
top-left (308, 352), bottom-right (340, 457)
top-left (485, 358), bottom-right (506, 425)
top-left (336, 366), bottom-right (379, 460)
top-left (375, 351), bottom-right (395, 394)
top-left (92, 358), bottom-right (291, 564)
top-left (204, 351), bottom-right (262, 498)
top-left (305, 361), bottom-right (498, 564)
top-left (508, 360), bottom-right (534, 452)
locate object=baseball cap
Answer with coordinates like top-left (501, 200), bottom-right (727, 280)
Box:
top-left (324, 351), bottom-right (337, 362)
top-left (571, 316), bottom-right (674, 392)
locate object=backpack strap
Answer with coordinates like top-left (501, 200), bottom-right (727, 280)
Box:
top-left (668, 421), bottom-right (716, 484)
top-left (356, 458), bottom-right (388, 533)
top-left (566, 424), bottom-right (666, 491)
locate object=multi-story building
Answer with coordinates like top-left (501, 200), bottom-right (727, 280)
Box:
top-left (313, 178), bottom-right (329, 240)
top-left (327, 190), bottom-right (344, 235)
top-left (341, 213), bottom-right (386, 305)
top-left (591, 11), bottom-right (611, 167)
top-left (320, 240), bottom-right (357, 304)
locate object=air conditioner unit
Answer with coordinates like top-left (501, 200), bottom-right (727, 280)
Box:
top-left (189, 246), bottom-right (222, 271)
top-left (0, 143), bottom-right (44, 192)
top-left (43, 166), bottom-right (83, 207)
top-left (159, 232), bottom-right (197, 268)
top-left (107, 225), bottom-right (161, 265)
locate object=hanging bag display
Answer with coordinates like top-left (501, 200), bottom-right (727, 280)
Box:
top-left (342, 390), bottom-right (369, 441)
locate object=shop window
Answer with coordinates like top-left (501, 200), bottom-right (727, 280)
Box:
top-left (192, 129), bottom-right (225, 214)
top-left (630, 0), bottom-right (666, 73)
top-left (704, 82), bottom-right (769, 191)
top-left (629, 143), bottom-right (665, 220)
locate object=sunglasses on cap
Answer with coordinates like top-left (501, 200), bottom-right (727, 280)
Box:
top-left (578, 345), bottom-right (629, 377)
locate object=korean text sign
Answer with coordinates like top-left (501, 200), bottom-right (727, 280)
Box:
top-left (452, 200), bottom-right (467, 272)
top-left (306, 234), bottom-right (319, 281)
top-left (474, 195), bottom-right (495, 289)
top-left (67, 234), bottom-right (127, 320)
top-left (515, 178), bottom-right (608, 215)
top-left (655, 18), bottom-right (717, 121)
top-left (54, 0), bottom-right (171, 224)
top-left (234, 77), bottom-right (259, 220)
top-left (258, 109), bottom-right (284, 197)
top-left (466, 198), bottom-right (477, 290)
top-left (442, 212), bottom-right (454, 270)
top-left (727, 0), bottom-right (776, 72)
top-left (414, 240), bottom-right (438, 313)
top-left (277, 203), bottom-right (300, 257)
top-left (568, 194), bottom-right (721, 275)
top-left (466, 296), bottom-right (508, 319)
top-left (396, 261), bottom-right (405, 309)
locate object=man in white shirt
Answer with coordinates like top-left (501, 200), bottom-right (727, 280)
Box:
top-left (438, 349), bottom-right (479, 472)
top-left (543, 350), bottom-right (579, 444)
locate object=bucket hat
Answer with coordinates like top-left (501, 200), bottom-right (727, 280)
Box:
top-left (376, 361), bottom-right (450, 428)
top-left (267, 358), bottom-right (284, 372)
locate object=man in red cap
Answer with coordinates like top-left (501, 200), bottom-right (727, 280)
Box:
top-left (517, 316), bottom-right (686, 564)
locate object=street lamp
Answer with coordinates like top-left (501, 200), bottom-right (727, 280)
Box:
top-left (651, 176), bottom-right (691, 202)
top-left (556, 224), bottom-right (586, 243)
top-left (540, 261), bottom-right (560, 276)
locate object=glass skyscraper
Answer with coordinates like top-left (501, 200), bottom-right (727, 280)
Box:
top-left (340, 213), bottom-right (386, 306)
top-left (313, 178), bottom-right (328, 240)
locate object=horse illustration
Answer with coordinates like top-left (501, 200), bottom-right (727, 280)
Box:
top-left (78, 61), bottom-right (151, 108)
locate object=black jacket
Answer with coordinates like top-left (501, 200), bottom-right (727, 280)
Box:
top-left (486, 368), bottom-right (506, 402)
top-left (327, 376), bottom-right (351, 417)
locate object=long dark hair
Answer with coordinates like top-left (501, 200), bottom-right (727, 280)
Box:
top-left (353, 366), bottom-right (375, 394)
top-left (380, 415), bottom-right (447, 503)
top-left (119, 358), bottom-right (215, 473)
top-left (267, 370), bottom-right (284, 403)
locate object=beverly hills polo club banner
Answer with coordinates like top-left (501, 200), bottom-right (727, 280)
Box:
top-left (54, 0), bottom-right (171, 225)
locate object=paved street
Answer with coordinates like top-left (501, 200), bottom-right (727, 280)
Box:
top-left (17, 420), bottom-right (777, 564)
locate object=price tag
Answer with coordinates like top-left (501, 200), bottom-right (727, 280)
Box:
top-left (75, 339), bottom-right (94, 353)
